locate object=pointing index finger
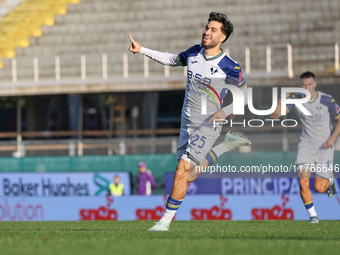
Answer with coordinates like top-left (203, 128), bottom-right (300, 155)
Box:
top-left (128, 34), bottom-right (135, 43)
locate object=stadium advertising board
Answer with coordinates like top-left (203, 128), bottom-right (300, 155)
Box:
top-left (164, 174), bottom-right (340, 195)
top-left (1, 194), bottom-right (340, 221)
top-left (0, 173), bottom-right (131, 197)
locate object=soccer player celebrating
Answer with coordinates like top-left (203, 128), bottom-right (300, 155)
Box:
top-left (129, 12), bottom-right (251, 231)
top-left (271, 71), bottom-right (340, 223)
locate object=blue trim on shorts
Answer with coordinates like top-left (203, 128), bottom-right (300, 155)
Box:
top-left (184, 151), bottom-right (200, 166)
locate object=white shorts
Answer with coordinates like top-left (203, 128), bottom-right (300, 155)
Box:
top-left (295, 140), bottom-right (334, 179)
top-left (177, 124), bottom-right (221, 166)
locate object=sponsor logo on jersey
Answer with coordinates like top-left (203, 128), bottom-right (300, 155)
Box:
top-left (234, 66), bottom-right (240, 70)
top-left (191, 60), bottom-right (198, 64)
top-left (316, 106), bottom-right (322, 110)
top-left (188, 70), bottom-right (223, 109)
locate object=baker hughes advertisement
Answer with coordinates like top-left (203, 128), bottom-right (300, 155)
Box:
top-left (0, 173), bottom-right (131, 196)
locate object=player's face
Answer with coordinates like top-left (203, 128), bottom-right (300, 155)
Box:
top-left (201, 21), bottom-right (226, 50)
top-left (301, 77), bottom-right (316, 94)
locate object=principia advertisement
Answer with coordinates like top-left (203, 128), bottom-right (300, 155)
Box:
top-left (165, 174), bottom-right (340, 195)
top-left (1, 194), bottom-right (340, 221)
top-left (0, 172), bottom-right (131, 197)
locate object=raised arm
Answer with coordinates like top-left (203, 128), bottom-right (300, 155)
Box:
top-left (128, 34), bottom-right (181, 66)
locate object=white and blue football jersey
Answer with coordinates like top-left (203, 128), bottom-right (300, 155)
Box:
top-left (177, 44), bottom-right (247, 128)
top-left (287, 91), bottom-right (340, 146)
top-left (140, 44), bottom-right (247, 163)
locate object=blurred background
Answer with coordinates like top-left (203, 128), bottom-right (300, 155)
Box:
top-left (0, 0), bottom-right (340, 196)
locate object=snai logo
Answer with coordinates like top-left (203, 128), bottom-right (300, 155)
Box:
top-left (191, 195), bottom-right (232, 220)
top-left (135, 195), bottom-right (171, 220)
top-left (251, 194), bottom-right (294, 220)
top-left (79, 196), bottom-right (117, 220)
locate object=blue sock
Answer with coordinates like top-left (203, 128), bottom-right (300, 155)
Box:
top-left (161, 196), bottom-right (183, 223)
top-left (206, 149), bottom-right (218, 165)
top-left (166, 196), bottom-right (182, 211)
top-left (305, 201), bottom-right (313, 209)
top-left (305, 201), bottom-right (317, 217)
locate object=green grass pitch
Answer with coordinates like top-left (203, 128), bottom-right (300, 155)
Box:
top-left (0, 221), bottom-right (339, 255)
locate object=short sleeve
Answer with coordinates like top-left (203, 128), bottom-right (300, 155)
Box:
top-left (223, 63), bottom-right (246, 90)
top-left (320, 95), bottom-right (340, 119)
top-left (329, 98), bottom-right (340, 119)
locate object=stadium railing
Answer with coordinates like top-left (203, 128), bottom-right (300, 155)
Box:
top-left (0, 125), bottom-right (305, 157)
top-left (0, 43), bottom-right (293, 96)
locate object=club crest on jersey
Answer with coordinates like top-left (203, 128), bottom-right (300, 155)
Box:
top-left (210, 66), bottom-right (218, 75)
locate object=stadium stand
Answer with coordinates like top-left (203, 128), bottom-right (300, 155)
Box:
top-left (0, 0), bottom-right (339, 84)
top-left (0, 0), bottom-right (24, 18)
top-left (0, 0), bottom-right (80, 59)
top-left (12, 0), bottom-right (340, 75)
top-left (0, 0), bottom-right (339, 156)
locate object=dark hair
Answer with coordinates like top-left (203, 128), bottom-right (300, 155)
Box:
top-left (300, 71), bottom-right (315, 80)
top-left (207, 12), bottom-right (234, 43)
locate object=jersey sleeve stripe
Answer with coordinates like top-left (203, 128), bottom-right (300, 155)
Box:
top-left (239, 83), bottom-right (247, 90)
top-left (177, 55), bottom-right (184, 66)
